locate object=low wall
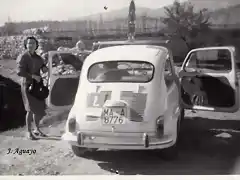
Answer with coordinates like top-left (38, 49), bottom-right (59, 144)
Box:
top-left (0, 35), bottom-right (80, 60)
top-left (0, 33), bottom-right (189, 61)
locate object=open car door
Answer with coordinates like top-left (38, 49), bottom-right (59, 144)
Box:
top-left (179, 46), bottom-right (239, 113)
top-left (46, 51), bottom-right (83, 111)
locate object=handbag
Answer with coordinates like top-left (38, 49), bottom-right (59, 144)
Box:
top-left (27, 78), bottom-right (49, 100)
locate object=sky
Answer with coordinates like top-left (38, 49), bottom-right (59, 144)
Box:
top-left (0, 0), bottom-right (185, 26)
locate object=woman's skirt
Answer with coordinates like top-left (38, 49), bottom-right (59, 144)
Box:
top-left (21, 82), bottom-right (46, 116)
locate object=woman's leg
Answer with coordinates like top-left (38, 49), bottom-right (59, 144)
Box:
top-left (25, 111), bottom-right (32, 132)
top-left (33, 113), bottom-right (47, 137)
top-left (26, 111), bottom-right (38, 140)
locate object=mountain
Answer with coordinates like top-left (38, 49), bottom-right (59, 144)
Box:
top-left (209, 4), bottom-right (240, 24)
top-left (79, 0), bottom-right (240, 22)
top-left (187, 0), bottom-right (240, 11)
top-left (2, 0), bottom-right (240, 34)
top-left (78, 6), bottom-right (153, 21)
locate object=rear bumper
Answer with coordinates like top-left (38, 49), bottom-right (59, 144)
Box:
top-left (61, 131), bottom-right (175, 150)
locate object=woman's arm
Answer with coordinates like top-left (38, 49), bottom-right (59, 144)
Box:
top-left (16, 54), bottom-right (32, 79)
top-left (40, 56), bottom-right (49, 74)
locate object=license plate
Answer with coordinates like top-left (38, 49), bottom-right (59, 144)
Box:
top-left (101, 107), bottom-right (127, 125)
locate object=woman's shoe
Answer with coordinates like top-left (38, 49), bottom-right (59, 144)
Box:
top-left (26, 132), bottom-right (39, 140)
top-left (33, 129), bottom-right (48, 137)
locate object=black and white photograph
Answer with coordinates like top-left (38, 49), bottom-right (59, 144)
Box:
top-left (0, 0), bottom-right (240, 176)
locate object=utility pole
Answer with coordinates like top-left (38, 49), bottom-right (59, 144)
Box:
top-left (225, 11), bottom-right (230, 28)
top-left (99, 14), bottom-right (103, 33)
top-left (155, 18), bottom-right (158, 32)
top-left (141, 13), bottom-right (147, 33)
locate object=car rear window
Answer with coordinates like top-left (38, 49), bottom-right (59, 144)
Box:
top-left (88, 61), bottom-right (154, 83)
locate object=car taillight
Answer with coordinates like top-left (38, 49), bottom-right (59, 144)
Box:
top-left (67, 117), bottom-right (76, 133)
top-left (156, 115), bottom-right (164, 137)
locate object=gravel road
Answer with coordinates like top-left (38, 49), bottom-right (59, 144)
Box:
top-left (1, 111), bottom-right (240, 175)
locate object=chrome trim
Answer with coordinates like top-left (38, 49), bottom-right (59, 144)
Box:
top-left (77, 131), bottom-right (156, 137)
top-left (64, 132), bottom-right (173, 148)
top-left (143, 133), bottom-right (149, 148)
top-left (82, 139), bottom-right (173, 147)
top-left (77, 132), bottom-right (84, 145)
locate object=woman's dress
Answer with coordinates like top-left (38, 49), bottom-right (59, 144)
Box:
top-left (16, 51), bottom-right (46, 116)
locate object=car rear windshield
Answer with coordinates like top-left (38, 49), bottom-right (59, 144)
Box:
top-left (88, 61), bottom-right (154, 83)
top-left (184, 49), bottom-right (232, 72)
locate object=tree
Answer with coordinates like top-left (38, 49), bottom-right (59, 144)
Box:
top-left (161, 0), bottom-right (211, 50)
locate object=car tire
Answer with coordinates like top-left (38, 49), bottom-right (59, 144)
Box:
top-left (159, 109), bottom-right (183, 161)
top-left (71, 145), bottom-right (97, 157)
top-left (160, 143), bottom-right (179, 161)
top-left (179, 108), bottom-right (185, 130)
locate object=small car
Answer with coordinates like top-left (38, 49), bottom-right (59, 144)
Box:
top-left (46, 44), bottom-right (239, 160)
top-left (52, 44), bottom-right (183, 159)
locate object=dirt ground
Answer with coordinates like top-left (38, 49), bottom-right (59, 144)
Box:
top-left (0, 110), bottom-right (240, 175)
top-left (1, 59), bottom-right (240, 175)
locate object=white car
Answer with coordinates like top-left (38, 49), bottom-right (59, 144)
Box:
top-left (46, 44), bottom-right (239, 160)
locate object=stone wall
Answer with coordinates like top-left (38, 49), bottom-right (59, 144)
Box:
top-left (0, 34), bottom-right (97, 60)
top-left (0, 35), bottom-right (51, 60)
top-left (0, 35), bottom-right (81, 60)
top-left (1, 29), bottom-right (239, 61)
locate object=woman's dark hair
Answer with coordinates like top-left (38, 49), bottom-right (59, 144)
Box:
top-left (24, 36), bottom-right (39, 50)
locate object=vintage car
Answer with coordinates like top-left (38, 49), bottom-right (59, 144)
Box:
top-left (91, 39), bottom-right (170, 51)
top-left (46, 43), bottom-right (239, 160)
top-left (54, 44), bottom-right (183, 160)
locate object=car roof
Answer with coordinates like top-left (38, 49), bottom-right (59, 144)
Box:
top-left (86, 45), bottom-right (168, 65)
top-left (93, 39), bottom-right (170, 45)
top-left (190, 46), bottom-right (235, 51)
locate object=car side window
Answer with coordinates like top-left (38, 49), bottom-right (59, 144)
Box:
top-left (164, 55), bottom-right (174, 88)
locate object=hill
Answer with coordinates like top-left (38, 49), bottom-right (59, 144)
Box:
top-left (1, 0), bottom-right (240, 35)
top-left (209, 4), bottom-right (240, 25)
top-left (78, 6), bottom-right (154, 21)
top-left (79, 0), bottom-right (240, 22)
top-left (187, 0), bottom-right (240, 11)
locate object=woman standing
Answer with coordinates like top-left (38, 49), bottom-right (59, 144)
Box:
top-left (16, 36), bottom-right (48, 140)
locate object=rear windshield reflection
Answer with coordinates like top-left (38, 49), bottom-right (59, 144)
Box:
top-left (88, 61), bottom-right (154, 83)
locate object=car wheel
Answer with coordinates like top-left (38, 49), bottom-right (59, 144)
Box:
top-left (180, 108), bottom-right (185, 121)
top-left (71, 145), bottom-right (97, 157)
top-left (179, 108), bottom-right (185, 133)
top-left (160, 143), bottom-right (179, 161)
top-left (160, 110), bottom-right (183, 161)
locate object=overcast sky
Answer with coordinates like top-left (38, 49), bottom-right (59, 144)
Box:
top-left (0, 0), bottom-right (184, 26)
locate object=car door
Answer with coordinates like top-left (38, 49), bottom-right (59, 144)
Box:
top-left (46, 51), bottom-right (82, 111)
top-left (179, 46), bottom-right (239, 112)
top-left (164, 53), bottom-right (180, 116)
